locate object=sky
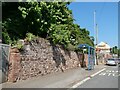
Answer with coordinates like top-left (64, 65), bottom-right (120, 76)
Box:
top-left (68, 2), bottom-right (118, 47)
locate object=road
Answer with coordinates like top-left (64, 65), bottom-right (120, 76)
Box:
top-left (77, 65), bottom-right (119, 88)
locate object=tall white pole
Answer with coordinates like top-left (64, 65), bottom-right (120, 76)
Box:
top-left (94, 10), bottom-right (97, 65)
top-left (96, 24), bottom-right (98, 45)
top-left (96, 24), bottom-right (99, 65)
top-left (94, 10), bottom-right (97, 45)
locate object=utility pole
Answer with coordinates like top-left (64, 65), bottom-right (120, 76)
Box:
top-left (96, 23), bottom-right (99, 65)
top-left (94, 10), bottom-right (97, 65)
top-left (96, 24), bottom-right (98, 45)
top-left (94, 11), bottom-right (96, 45)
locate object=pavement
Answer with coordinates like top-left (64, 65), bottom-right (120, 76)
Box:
top-left (2, 64), bottom-right (106, 88)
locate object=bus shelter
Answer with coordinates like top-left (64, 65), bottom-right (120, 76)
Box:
top-left (78, 44), bottom-right (95, 70)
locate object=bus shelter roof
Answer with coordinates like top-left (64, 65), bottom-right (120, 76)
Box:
top-left (78, 44), bottom-right (94, 49)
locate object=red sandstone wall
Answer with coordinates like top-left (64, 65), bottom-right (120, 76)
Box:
top-left (8, 38), bottom-right (84, 82)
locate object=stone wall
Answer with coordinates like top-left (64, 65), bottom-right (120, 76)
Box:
top-left (8, 38), bottom-right (85, 82)
top-left (8, 48), bottom-right (21, 82)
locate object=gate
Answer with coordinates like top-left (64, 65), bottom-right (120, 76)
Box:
top-left (0, 44), bottom-right (10, 83)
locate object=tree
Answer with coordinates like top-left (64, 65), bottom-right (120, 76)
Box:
top-left (118, 49), bottom-right (120, 58)
top-left (111, 46), bottom-right (118, 54)
top-left (90, 36), bottom-right (94, 42)
top-left (2, 2), bottom-right (94, 51)
top-left (2, 2), bottom-right (73, 44)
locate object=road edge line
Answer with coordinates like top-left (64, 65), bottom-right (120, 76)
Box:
top-left (90, 68), bottom-right (106, 77)
top-left (71, 68), bottom-right (106, 88)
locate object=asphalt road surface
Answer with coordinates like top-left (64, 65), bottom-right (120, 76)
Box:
top-left (77, 65), bottom-right (119, 88)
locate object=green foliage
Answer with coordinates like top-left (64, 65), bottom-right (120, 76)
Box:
top-left (67, 44), bottom-right (76, 51)
top-left (25, 33), bottom-right (37, 42)
top-left (111, 46), bottom-right (119, 55)
top-left (2, 30), bottom-right (12, 44)
top-left (74, 28), bottom-right (94, 47)
top-left (49, 24), bottom-right (71, 47)
top-left (2, 2), bottom-right (73, 42)
top-left (118, 49), bottom-right (120, 58)
top-left (2, 2), bottom-right (94, 52)
top-left (110, 46), bottom-right (120, 58)
top-left (10, 40), bottom-right (24, 50)
top-left (16, 41), bottom-right (24, 50)
top-left (90, 36), bottom-right (94, 42)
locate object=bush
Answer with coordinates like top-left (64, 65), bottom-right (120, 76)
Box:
top-left (66, 44), bottom-right (76, 51)
top-left (16, 42), bottom-right (24, 50)
top-left (2, 31), bottom-right (12, 44)
top-left (25, 33), bottom-right (37, 42)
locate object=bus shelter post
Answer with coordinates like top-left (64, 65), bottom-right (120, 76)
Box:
top-left (88, 46), bottom-right (91, 70)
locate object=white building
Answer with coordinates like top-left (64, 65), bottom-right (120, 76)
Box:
top-left (96, 42), bottom-right (111, 54)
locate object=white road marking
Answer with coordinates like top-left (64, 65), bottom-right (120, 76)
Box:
top-left (106, 70), bottom-right (112, 72)
top-left (100, 73), bottom-right (119, 77)
top-left (99, 70), bottom-right (119, 77)
top-left (113, 73), bottom-right (115, 76)
top-left (99, 73), bottom-right (106, 76)
top-left (106, 70), bottom-right (110, 72)
top-left (71, 68), bottom-right (106, 88)
top-left (112, 71), bottom-right (114, 72)
top-left (108, 73), bottom-right (112, 76)
top-left (71, 77), bottom-right (90, 88)
top-left (91, 68), bottom-right (106, 77)
top-left (116, 71), bottom-right (118, 72)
